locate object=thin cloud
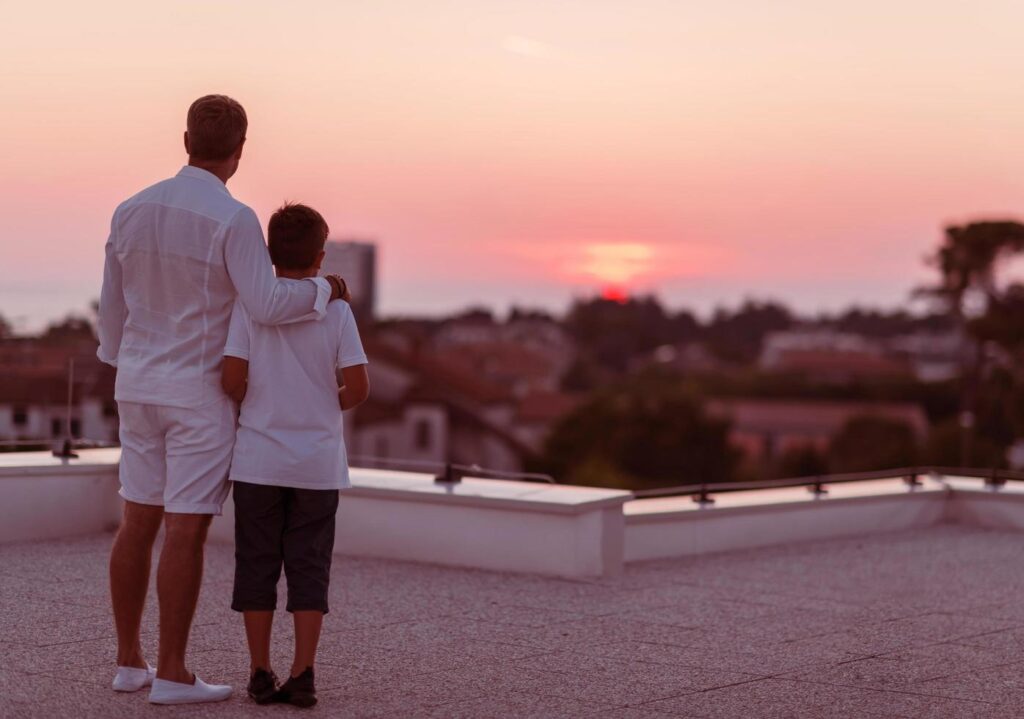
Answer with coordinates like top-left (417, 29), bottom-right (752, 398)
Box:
top-left (501, 35), bottom-right (562, 60)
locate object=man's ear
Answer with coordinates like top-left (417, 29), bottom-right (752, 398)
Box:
top-left (183, 131), bottom-right (191, 155)
top-left (313, 250), bottom-right (326, 272)
top-left (234, 137), bottom-right (246, 161)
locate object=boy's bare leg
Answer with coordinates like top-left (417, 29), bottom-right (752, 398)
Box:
top-left (244, 611), bottom-right (274, 673)
top-left (291, 611), bottom-right (324, 677)
top-left (110, 501), bottom-right (164, 667)
top-left (156, 513), bottom-right (212, 683)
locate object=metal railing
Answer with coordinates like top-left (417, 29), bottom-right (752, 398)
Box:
top-left (0, 441), bottom-right (555, 486)
top-left (4, 434), bottom-right (1015, 498)
top-left (347, 454), bottom-right (555, 485)
top-left (0, 438), bottom-right (118, 452)
top-left (632, 465), bottom-right (1024, 505)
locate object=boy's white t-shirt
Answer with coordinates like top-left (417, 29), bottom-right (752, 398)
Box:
top-left (224, 288), bottom-right (367, 490)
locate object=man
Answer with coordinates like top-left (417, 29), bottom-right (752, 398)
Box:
top-left (97, 94), bottom-right (349, 705)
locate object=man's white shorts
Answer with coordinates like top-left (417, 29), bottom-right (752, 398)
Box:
top-left (117, 396), bottom-right (237, 515)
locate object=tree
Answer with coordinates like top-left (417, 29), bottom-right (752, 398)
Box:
top-left (704, 300), bottom-right (793, 364)
top-left (827, 416), bottom-right (918, 473)
top-left (0, 313), bottom-right (11, 339)
top-left (820, 307), bottom-right (953, 337)
top-left (448, 307), bottom-right (495, 324)
top-left (508, 306), bottom-right (556, 323)
top-left (43, 315), bottom-right (96, 341)
top-left (924, 419), bottom-right (1006, 469)
top-left (773, 444), bottom-right (828, 479)
top-left (538, 373), bottom-right (739, 489)
top-left (564, 295), bottom-right (684, 373)
top-left (559, 355), bottom-right (610, 393)
top-left (920, 221), bottom-right (1024, 465)
top-left (924, 222), bottom-right (1024, 320)
top-left (968, 283), bottom-right (1024, 359)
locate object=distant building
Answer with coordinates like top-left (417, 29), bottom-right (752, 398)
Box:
top-left (513, 390), bottom-right (580, 451)
top-left (766, 348), bottom-right (912, 383)
top-left (431, 312), bottom-right (575, 396)
top-left (760, 328), bottom-right (965, 383)
top-left (346, 341), bottom-right (534, 473)
top-left (643, 342), bottom-right (721, 374)
top-left (321, 240), bottom-right (377, 322)
top-left (0, 374), bottom-right (117, 445)
top-left (708, 398), bottom-right (929, 465)
top-left (761, 330), bottom-right (878, 369)
top-left (432, 342), bottom-right (562, 397)
top-left (434, 311), bottom-right (573, 360)
top-left (0, 332), bottom-right (118, 445)
top-left (886, 331), bottom-right (965, 383)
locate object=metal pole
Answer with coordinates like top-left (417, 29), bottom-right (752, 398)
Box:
top-left (53, 358), bottom-right (78, 459)
top-left (66, 358), bottom-right (74, 437)
top-left (809, 476), bottom-right (828, 497)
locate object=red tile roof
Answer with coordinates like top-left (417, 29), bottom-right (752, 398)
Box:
top-left (516, 391), bottom-right (581, 423)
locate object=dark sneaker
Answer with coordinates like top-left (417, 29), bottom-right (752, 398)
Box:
top-left (247, 668), bottom-right (278, 705)
top-left (273, 667), bottom-right (317, 708)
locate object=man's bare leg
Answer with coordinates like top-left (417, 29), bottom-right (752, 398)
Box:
top-left (291, 611), bottom-right (323, 677)
top-left (110, 501), bottom-right (164, 668)
top-left (243, 610), bottom-right (274, 674)
top-left (155, 513), bottom-right (212, 683)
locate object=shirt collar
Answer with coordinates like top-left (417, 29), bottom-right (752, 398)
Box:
top-left (176, 165), bottom-right (232, 196)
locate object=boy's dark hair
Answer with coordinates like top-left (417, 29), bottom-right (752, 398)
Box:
top-left (186, 95), bottom-right (247, 161)
top-left (268, 203), bottom-right (330, 270)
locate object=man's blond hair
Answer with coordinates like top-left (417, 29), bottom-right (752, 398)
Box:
top-left (186, 95), bottom-right (247, 161)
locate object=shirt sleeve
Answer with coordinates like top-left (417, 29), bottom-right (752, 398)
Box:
top-left (222, 205), bottom-right (331, 326)
top-left (337, 304), bottom-right (369, 369)
top-left (223, 299), bottom-right (251, 360)
top-left (96, 211), bottom-right (126, 367)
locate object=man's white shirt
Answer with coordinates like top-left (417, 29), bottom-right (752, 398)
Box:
top-left (97, 166), bottom-right (331, 409)
top-left (224, 297), bottom-right (367, 490)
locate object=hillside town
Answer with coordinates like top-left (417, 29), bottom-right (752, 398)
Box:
top-left (0, 259), bottom-right (992, 491)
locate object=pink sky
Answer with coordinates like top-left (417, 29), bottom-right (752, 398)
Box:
top-left (2, 0), bottom-right (1024, 330)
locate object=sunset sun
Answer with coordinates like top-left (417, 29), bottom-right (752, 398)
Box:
top-left (578, 243), bottom-right (654, 299)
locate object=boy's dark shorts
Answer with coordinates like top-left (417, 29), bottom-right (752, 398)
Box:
top-left (231, 480), bottom-right (339, 614)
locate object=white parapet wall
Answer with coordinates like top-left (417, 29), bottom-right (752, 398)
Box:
top-left (625, 477), bottom-right (950, 562)
top-left (943, 476), bottom-right (1024, 530)
top-left (0, 450), bottom-right (630, 578)
top-left (210, 469), bottom-right (630, 578)
top-left (10, 450), bottom-right (1024, 577)
top-left (0, 448), bottom-right (122, 543)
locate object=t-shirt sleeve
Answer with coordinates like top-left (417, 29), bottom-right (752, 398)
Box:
top-left (223, 298), bottom-right (251, 360)
top-left (337, 304), bottom-right (368, 369)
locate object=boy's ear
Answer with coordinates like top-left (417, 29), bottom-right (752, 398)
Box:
top-left (314, 250), bottom-right (326, 271)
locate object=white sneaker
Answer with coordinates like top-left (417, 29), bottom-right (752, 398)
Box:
top-left (112, 663), bottom-right (156, 692)
top-left (149, 675), bottom-right (233, 705)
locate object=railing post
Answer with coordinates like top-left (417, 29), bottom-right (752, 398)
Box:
top-left (434, 462), bottom-right (462, 485)
top-left (52, 358), bottom-right (78, 460)
top-left (808, 477), bottom-right (827, 497)
top-left (986, 468), bottom-right (1005, 491)
top-left (692, 483), bottom-right (715, 507)
top-left (903, 472), bottom-right (922, 490)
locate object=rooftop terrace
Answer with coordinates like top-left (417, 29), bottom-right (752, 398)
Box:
top-left (5, 450), bottom-right (1024, 716)
top-left (5, 524), bottom-right (1024, 718)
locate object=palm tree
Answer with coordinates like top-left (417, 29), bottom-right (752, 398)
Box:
top-left (920, 221), bottom-right (1024, 465)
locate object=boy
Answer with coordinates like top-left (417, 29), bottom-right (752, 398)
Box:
top-left (221, 203), bottom-right (369, 708)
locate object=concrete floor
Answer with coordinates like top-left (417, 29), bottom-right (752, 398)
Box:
top-left (3, 524), bottom-right (1024, 718)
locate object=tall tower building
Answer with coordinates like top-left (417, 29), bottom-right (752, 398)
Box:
top-left (320, 240), bottom-right (377, 322)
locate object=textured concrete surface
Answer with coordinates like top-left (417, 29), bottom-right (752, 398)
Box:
top-left (3, 524), bottom-right (1024, 717)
